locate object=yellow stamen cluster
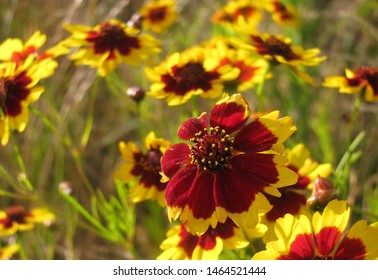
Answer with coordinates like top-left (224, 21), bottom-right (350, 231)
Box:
top-left (190, 126), bottom-right (234, 171)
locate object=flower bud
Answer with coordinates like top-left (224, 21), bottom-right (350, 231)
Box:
top-left (127, 86), bottom-right (145, 103)
top-left (307, 176), bottom-right (336, 211)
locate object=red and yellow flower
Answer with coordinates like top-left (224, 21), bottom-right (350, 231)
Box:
top-left (145, 47), bottom-right (240, 105)
top-left (203, 37), bottom-right (270, 92)
top-left (161, 93), bottom-right (297, 234)
top-left (0, 244), bottom-right (19, 260)
top-left (113, 131), bottom-right (171, 206)
top-left (63, 19), bottom-right (161, 76)
top-left (138, 0), bottom-right (178, 34)
top-left (0, 30), bottom-right (68, 67)
top-left (239, 33), bottom-right (325, 67)
top-left (253, 200), bottom-right (378, 260)
top-left (157, 218), bottom-right (249, 260)
top-left (0, 56), bottom-right (56, 146)
top-left (0, 206), bottom-right (55, 236)
top-left (261, 143), bottom-right (332, 242)
top-left (323, 66), bottom-right (378, 102)
top-left (211, 0), bottom-right (264, 29)
top-left (264, 0), bottom-right (299, 26)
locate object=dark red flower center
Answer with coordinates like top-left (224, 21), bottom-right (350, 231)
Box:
top-left (139, 149), bottom-right (163, 173)
top-left (162, 62), bottom-right (220, 96)
top-left (355, 66), bottom-right (378, 95)
top-left (148, 6), bottom-right (167, 22)
top-left (0, 206), bottom-right (28, 228)
top-left (86, 22), bottom-right (140, 58)
top-left (0, 72), bottom-right (32, 117)
top-left (265, 36), bottom-right (299, 60)
top-left (252, 36), bottom-right (300, 62)
top-left (190, 126), bottom-right (234, 171)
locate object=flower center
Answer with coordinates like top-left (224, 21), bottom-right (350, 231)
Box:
top-left (140, 149), bottom-right (162, 172)
top-left (190, 126), bottom-right (234, 171)
top-left (87, 22), bottom-right (140, 56)
top-left (163, 62), bottom-right (220, 96)
top-left (148, 7), bottom-right (167, 22)
top-left (1, 206), bottom-right (28, 228)
top-left (265, 36), bottom-right (299, 61)
top-left (356, 66), bottom-right (378, 95)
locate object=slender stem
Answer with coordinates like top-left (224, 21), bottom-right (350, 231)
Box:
top-left (80, 75), bottom-right (99, 149)
top-left (9, 133), bottom-right (34, 191)
top-left (335, 93), bottom-right (363, 199)
top-left (191, 95), bottom-right (198, 117)
top-left (256, 65), bottom-right (270, 112)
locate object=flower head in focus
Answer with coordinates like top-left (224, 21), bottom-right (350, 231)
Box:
top-left (157, 218), bottom-right (249, 260)
top-left (63, 19), bottom-right (161, 76)
top-left (161, 93), bottom-right (297, 234)
top-left (323, 66), bottom-right (378, 102)
top-left (145, 47), bottom-right (240, 106)
top-left (0, 206), bottom-right (55, 236)
top-left (138, 0), bottom-right (178, 34)
top-left (113, 131), bottom-right (171, 206)
top-left (253, 200), bottom-right (378, 260)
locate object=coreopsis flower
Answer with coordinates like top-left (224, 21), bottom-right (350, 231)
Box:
top-left (253, 200), bottom-right (378, 260)
top-left (161, 93), bottom-right (298, 234)
top-left (0, 206), bottom-right (55, 236)
top-left (157, 218), bottom-right (249, 260)
top-left (264, 0), bottom-right (298, 26)
top-left (261, 143), bottom-right (332, 242)
top-left (240, 33), bottom-right (325, 67)
top-left (211, 0), bottom-right (264, 29)
top-left (138, 0), bottom-right (178, 34)
top-left (202, 37), bottom-right (269, 92)
top-left (145, 47), bottom-right (240, 105)
top-left (0, 31), bottom-right (68, 67)
top-left (0, 244), bottom-right (19, 260)
top-left (323, 66), bottom-right (378, 102)
top-left (0, 57), bottom-right (56, 145)
top-left (113, 131), bottom-right (171, 206)
top-left (63, 19), bottom-right (161, 76)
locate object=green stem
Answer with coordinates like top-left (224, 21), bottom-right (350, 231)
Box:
top-left (335, 94), bottom-right (363, 199)
top-left (9, 133), bottom-right (34, 191)
top-left (80, 75), bottom-right (99, 149)
top-left (256, 65), bottom-right (270, 112)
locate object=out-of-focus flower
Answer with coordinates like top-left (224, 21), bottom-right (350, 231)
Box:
top-left (138, 0), bottom-right (178, 34)
top-left (239, 33), bottom-right (325, 67)
top-left (211, 0), bottom-right (264, 29)
top-left (113, 131), bottom-right (171, 206)
top-left (203, 37), bottom-right (270, 92)
top-left (145, 47), bottom-right (240, 106)
top-left (306, 176), bottom-right (336, 211)
top-left (0, 206), bottom-right (55, 236)
top-left (0, 31), bottom-right (68, 67)
top-left (261, 143), bottom-right (332, 242)
top-left (323, 66), bottom-right (378, 102)
top-left (0, 57), bottom-right (56, 146)
top-left (233, 33), bottom-right (325, 85)
top-left (63, 19), bottom-right (161, 76)
top-left (253, 200), bottom-right (378, 260)
top-left (157, 218), bottom-right (249, 260)
top-left (161, 93), bottom-right (297, 234)
top-left (264, 0), bottom-right (299, 26)
top-left (0, 244), bottom-right (19, 260)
